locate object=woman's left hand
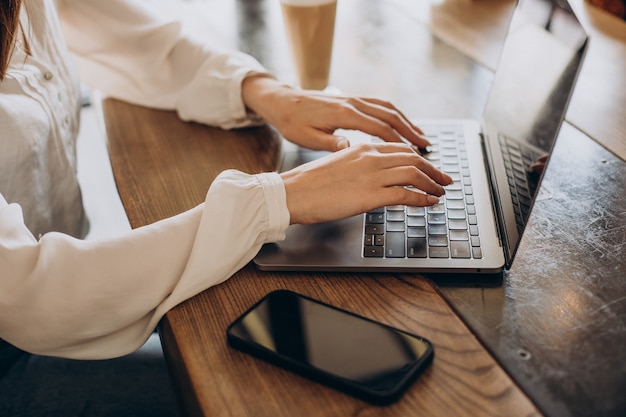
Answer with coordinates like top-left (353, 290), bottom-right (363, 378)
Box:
top-left (242, 76), bottom-right (431, 152)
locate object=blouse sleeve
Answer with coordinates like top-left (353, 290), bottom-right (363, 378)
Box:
top-left (0, 170), bottom-right (289, 360)
top-left (55, 0), bottom-right (273, 129)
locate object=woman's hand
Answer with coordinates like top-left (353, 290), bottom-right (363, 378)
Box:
top-left (529, 154), bottom-right (548, 174)
top-left (242, 76), bottom-right (430, 152)
top-left (280, 142), bottom-right (453, 225)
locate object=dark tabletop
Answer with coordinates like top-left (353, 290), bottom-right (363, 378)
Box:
top-left (435, 123), bottom-right (626, 417)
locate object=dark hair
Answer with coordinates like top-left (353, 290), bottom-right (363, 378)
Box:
top-left (0, 0), bottom-right (23, 81)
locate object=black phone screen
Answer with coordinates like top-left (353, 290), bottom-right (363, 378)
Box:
top-left (226, 290), bottom-right (434, 405)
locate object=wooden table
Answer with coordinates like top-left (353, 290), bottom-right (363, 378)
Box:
top-left (100, 1), bottom-right (626, 416)
top-left (101, 100), bottom-right (539, 417)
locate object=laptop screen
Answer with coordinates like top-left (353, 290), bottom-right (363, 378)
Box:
top-left (481, 0), bottom-right (588, 266)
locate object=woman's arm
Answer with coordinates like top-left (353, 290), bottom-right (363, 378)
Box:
top-left (0, 171), bottom-right (289, 360)
top-left (57, 0), bottom-right (433, 152)
top-left (56, 0), bottom-right (270, 129)
top-left (0, 137), bottom-right (451, 360)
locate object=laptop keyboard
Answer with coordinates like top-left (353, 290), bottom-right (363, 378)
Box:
top-left (363, 125), bottom-right (482, 260)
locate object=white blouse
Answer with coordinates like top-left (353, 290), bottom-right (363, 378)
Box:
top-left (0, 0), bottom-right (290, 359)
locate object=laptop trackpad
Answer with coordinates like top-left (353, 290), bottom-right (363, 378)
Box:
top-left (254, 215), bottom-right (365, 270)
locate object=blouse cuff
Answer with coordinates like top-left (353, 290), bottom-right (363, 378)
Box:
top-left (256, 172), bottom-right (290, 242)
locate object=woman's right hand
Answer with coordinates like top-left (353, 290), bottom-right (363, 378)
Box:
top-left (280, 142), bottom-right (454, 225)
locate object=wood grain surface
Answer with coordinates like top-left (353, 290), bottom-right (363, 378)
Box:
top-left (162, 269), bottom-right (540, 417)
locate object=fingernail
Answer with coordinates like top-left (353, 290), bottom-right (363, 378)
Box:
top-left (336, 137), bottom-right (349, 150)
top-left (426, 195), bottom-right (439, 205)
top-left (418, 145), bottom-right (431, 155)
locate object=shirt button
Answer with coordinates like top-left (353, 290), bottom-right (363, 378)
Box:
top-left (43, 71), bottom-right (53, 81)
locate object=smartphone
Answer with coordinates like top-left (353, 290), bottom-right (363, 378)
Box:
top-left (226, 290), bottom-right (434, 405)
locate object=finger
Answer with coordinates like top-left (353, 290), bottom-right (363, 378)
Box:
top-left (368, 144), bottom-right (454, 185)
top-left (374, 186), bottom-right (441, 208)
top-left (357, 97), bottom-right (425, 137)
top-left (364, 142), bottom-right (419, 155)
top-left (349, 97), bottom-right (431, 148)
top-left (380, 165), bottom-right (447, 196)
top-left (282, 125), bottom-right (351, 152)
top-left (528, 154), bottom-right (549, 174)
top-left (306, 130), bottom-right (351, 151)
top-left (314, 102), bottom-right (416, 148)
top-left (529, 161), bottom-right (545, 174)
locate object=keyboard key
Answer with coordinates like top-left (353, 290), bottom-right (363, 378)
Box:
top-left (406, 206), bottom-right (425, 216)
top-left (364, 246), bottom-right (384, 257)
top-left (429, 247), bottom-right (449, 258)
top-left (447, 209), bottom-right (466, 220)
top-left (472, 247), bottom-right (483, 259)
top-left (386, 222), bottom-right (405, 232)
top-left (442, 164), bottom-right (460, 173)
top-left (366, 213), bottom-right (385, 224)
top-left (448, 172), bottom-right (461, 181)
top-left (386, 232), bottom-right (405, 258)
top-left (445, 182), bottom-right (463, 191)
top-left (407, 216), bottom-right (426, 227)
top-left (407, 238), bottom-right (427, 258)
top-left (386, 211), bottom-right (405, 222)
top-left (448, 219), bottom-right (467, 230)
top-left (445, 190), bottom-right (464, 200)
top-left (428, 224), bottom-right (447, 235)
top-left (408, 227), bottom-right (426, 238)
top-left (365, 224), bottom-right (384, 235)
top-left (519, 195), bottom-right (531, 206)
top-left (508, 144), bottom-right (521, 157)
top-left (446, 200), bottom-right (465, 210)
top-left (471, 236), bottom-right (481, 247)
top-left (450, 230), bottom-right (469, 241)
top-left (364, 235), bottom-right (373, 246)
top-left (375, 235), bottom-right (384, 246)
top-left (427, 213), bottom-right (446, 224)
top-left (450, 241), bottom-right (471, 258)
top-left (427, 204), bottom-right (446, 213)
top-left (429, 235), bottom-right (448, 247)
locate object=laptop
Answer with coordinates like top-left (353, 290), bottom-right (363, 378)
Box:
top-left (254, 0), bottom-right (588, 274)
